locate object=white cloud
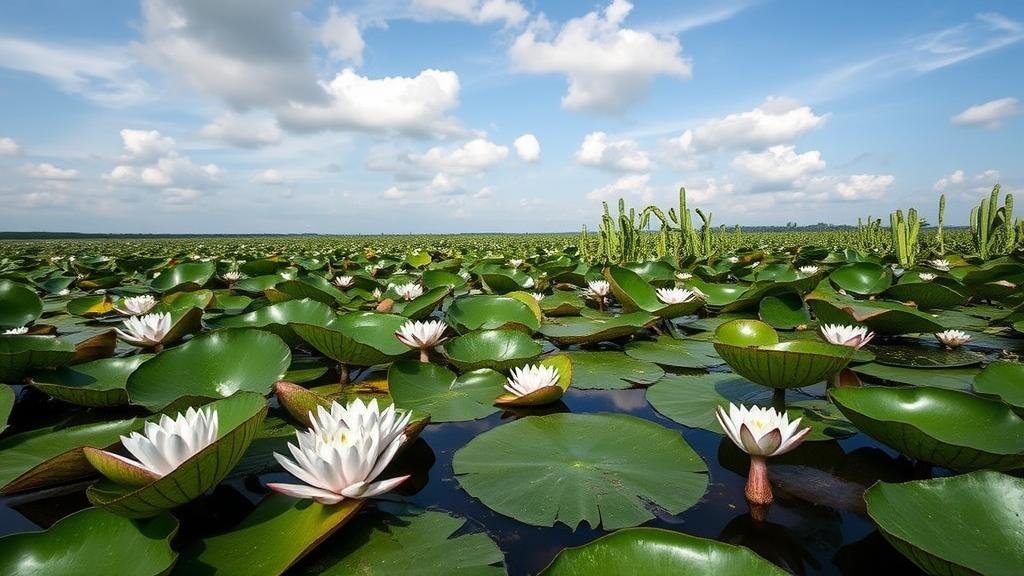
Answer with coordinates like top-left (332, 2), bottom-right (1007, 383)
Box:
top-left (690, 97), bottom-right (828, 149)
top-left (320, 7), bottom-right (365, 64)
top-left (277, 68), bottom-right (463, 136)
top-left (383, 186), bottom-right (406, 200)
top-left (119, 129), bottom-right (176, 161)
top-left (509, 0), bottom-right (691, 113)
top-left (0, 137), bottom-right (20, 156)
top-left (951, 97), bottom-right (1020, 129)
top-left (576, 132), bottom-right (651, 172)
top-left (834, 174), bottom-right (895, 200)
top-left (199, 113), bottom-right (283, 148)
top-left (411, 0), bottom-right (529, 27)
top-left (20, 163), bottom-right (80, 180)
top-left (933, 169), bottom-right (966, 191)
top-left (730, 145), bottom-right (825, 186)
top-left (415, 138), bottom-right (509, 175)
top-left (681, 177), bottom-right (734, 203)
top-left (0, 38), bottom-right (148, 107)
top-left (586, 173), bottom-right (654, 202)
top-left (933, 169), bottom-right (1001, 197)
top-left (513, 134), bottom-right (540, 162)
top-left (252, 169), bottom-right (287, 185)
top-left (162, 187), bottom-right (203, 206)
top-left (105, 153), bottom-right (221, 190)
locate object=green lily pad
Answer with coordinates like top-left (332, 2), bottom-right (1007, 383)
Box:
top-left (208, 299), bottom-right (336, 346)
top-left (29, 355), bottom-right (152, 407)
top-left (150, 262), bottom-right (215, 293)
top-left (758, 293), bottom-right (811, 329)
top-left (176, 495), bottom-right (364, 575)
top-left (443, 330), bottom-right (542, 372)
top-left (394, 286), bottom-right (450, 321)
top-left (0, 417), bottom-right (145, 494)
top-left (388, 360), bottom-right (505, 422)
top-left (66, 294), bottom-right (114, 317)
top-left (495, 354), bottom-right (572, 406)
top-left (851, 363), bottom-right (978, 390)
top-left (829, 262), bottom-right (892, 295)
top-left (605, 266), bottom-right (703, 318)
top-left (297, 507), bottom-right (506, 576)
top-left (972, 361), bottom-right (1024, 412)
top-left (865, 471), bottom-right (1024, 576)
top-left (0, 507), bottom-right (178, 576)
top-left (539, 290), bottom-right (585, 317)
top-left (538, 312), bottom-right (656, 345)
top-left (0, 384), bottom-right (12, 432)
top-left (233, 274), bottom-right (283, 294)
top-left (885, 281), bottom-right (967, 310)
top-left (453, 412), bottom-right (708, 530)
top-left (447, 294), bottom-right (540, 333)
top-left (646, 372), bottom-right (856, 442)
top-left (623, 336), bottom-right (722, 369)
top-left (293, 312), bottom-right (411, 367)
top-left (871, 345), bottom-right (983, 368)
top-left (807, 297), bottom-right (944, 335)
top-left (714, 320), bottom-right (852, 389)
top-left (542, 527), bottom-right (788, 576)
top-left (0, 280), bottom-right (42, 329)
top-left (86, 392), bottom-right (267, 517)
top-left (830, 386), bottom-right (1024, 471)
top-left (421, 269), bottom-right (468, 291)
top-left (268, 277), bottom-right (344, 306)
top-left (679, 279), bottom-right (747, 308)
top-left (565, 351), bottom-right (664, 389)
top-left (126, 329), bottom-right (291, 412)
top-left (0, 335), bottom-right (76, 384)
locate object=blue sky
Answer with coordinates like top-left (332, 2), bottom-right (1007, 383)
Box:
top-left (0, 0), bottom-right (1021, 233)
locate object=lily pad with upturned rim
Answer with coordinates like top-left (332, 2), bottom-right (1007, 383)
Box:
top-left (604, 266), bottom-right (704, 319)
top-left (29, 355), bottom-right (152, 407)
top-left (292, 311), bottom-right (412, 368)
top-left (0, 280), bottom-right (42, 330)
top-left (623, 336), bottom-right (722, 369)
top-left (0, 335), bottom-right (77, 385)
top-left (972, 361), bottom-right (1024, 413)
top-left (829, 262), bottom-right (892, 296)
top-left (446, 294), bottom-right (540, 334)
top-left (442, 329), bottom-right (542, 372)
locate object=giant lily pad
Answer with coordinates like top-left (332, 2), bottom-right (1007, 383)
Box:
top-left (605, 266), bottom-right (703, 318)
top-left (566, 351), bottom-right (664, 389)
top-left (830, 386), bottom-right (1024, 471)
top-left (0, 507), bottom-right (178, 576)
top-left (85, 392), bottom-right (267, 517)
top-left (829, 262), bottom-right (892, 295)
top-left (624, 336), bottom-right (722, 369)
top-left (208, 299), bottom-right (335, 346)
top-left (0, 280), bottom-right (42, 329)
top-left (30, 355), bottom-right (151, 407)
top-left (293, 312), bottom-right (411, 367)
top-left (296, 507), bottom-right (506, 576)
top-left (0, 335), bottom-right (76, 384)
top-left (542, 527), bottom-right (788, 576)
top-left (538, 312), bottom-right (656, 345)
top-left (714, 320), bottom-right (853, 389)
top-left (447, 294), bottom-right (540, 333)
top-left (126, 329), bottom-right (291, 412)
top-left (865, 471), bottom-right (1024, 576)
top-left (442, 330), bottom-right (542, 372)
top-left (453, 412), bottom-right (708, 530)
top-left (388, 360), bottom-right (505, 422)
top-left (973, 361), bottom-right (1024, 412)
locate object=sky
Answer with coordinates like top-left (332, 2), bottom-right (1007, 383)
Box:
top-left (0, 0), bottom-right (1022, 234)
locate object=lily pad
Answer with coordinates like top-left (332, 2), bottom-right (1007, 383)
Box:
top-left (829, 262), bottom-right (892, 295)
top-left (605, 266), bottom-right (703, 318)
top-left (66, 294), bottom-right (114, 317)
top-left (830, 386), bottom-right (1024, 471)
top-left (293, 312), bottom-right (411, 367)
top-left (126, 328), bottom-right (291, 412)
top-left (447, 294), bottom-right (540, 333)
top-left (871, 344), bottom-right (983, 368)
top-left (565, 351), bottom-right (664, 389)
top-left (208, 299), bottom-right (336, 346)
top-left (0, 280), bottom-right (42, 329)
top-left (0, 335), bottom-right (77, 384)
top-left (0, 507), bottom-right (178, 576)
top-left (865, 471), bottom-right (1024, 576)
top-left (758, 293), bottom-right (811, 329)
top-left (972, 361), bottom-right (1024, 412)
top-left (453, 412), bottom-right (708, 530)
top-left (714, 320), bottom-right (853, 389)
top-left (394, 286), bottom-right (450, 321)
top-left (851, 363), bottom-right (978, 390)
top-left (885, 282), bottom-right (967, 310)
top-left (388, 360), bottom-right (505, 422)
top-left (30, 355), bottom-right (152, 407)
top-left (443, 330), bottom-right (542, 372)
top-left (539, 290), bottom-right (585, 316)
top-left (538, 312), bottom-right (657, 345)
top-left (86, 392), bottom-right (268, 517)
top-left (150, 262), bottom-right (215, 293)
top-left (495, 354), bottom-right (572, 406)
top-left (0, 385), bottom-right (12, 432)
top-left (624, 336), bottom-right (722, 369)
top-left (542, 527), bottom-right (788, 576)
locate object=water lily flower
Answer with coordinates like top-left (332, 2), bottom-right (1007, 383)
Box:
top-left (531, 292), bottom-right (545, 301)
top-left (504, 364), bottom-right (560, 398)
top-left (935, 329), bottom-right (971, 349)
top-left (586, 280), bottom-right (610, 297)
top-left (820, 324), bottom-right (874, 349)
top-left (395, 320), bottom-right (448, 362)
top-left (656, 287), bottom-right (698, 305)
top-left (458, 271), bottom-right (472, 281)
top-left (90, 407), bottom-right (218, 481)
top-left (394, 283), bottom-right (424, 301)
top-left (58, 289), bottom-right (70, 296)
top-left (114, 295), bottom-right (157, 316)
top-left (509, 259), bottom-right (524, 268)
top-left (333, 275), bottom-right (354, 289)
top-left (798, 266), bottom-right (819, 274)
top-left (676, 272), bottom-right (693, 281)
top-left (223, 271), bottom-right (243, 282)
top-left (715, 403), bottom-right (811, 506)
top-left (3, 327), bottom-right (28, 335)
top-left (918, 272), bottom-right (936, 282)
top-left (267, 398), bottom-right (411, 505)
top-left (928, 259), bottom-right (951, 271)
top-left (727, 256), bottom-right (740, 264)
top-left (116, 313), bottom-right (172, 348)
top-left (372, 288), bottom-right (383, 300)
top-left (523, 276), bottom-right (536, 289)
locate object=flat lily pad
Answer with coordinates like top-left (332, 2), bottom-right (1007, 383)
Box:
top-left (624, 336), bottom-right (722, 369)
top-left (851, 363), bottom-right (978, 390)
top-left (0, 507), bottom-right (178, 576)
top-left (388, 360), bottom-right (505, 422)
top-left (865, 471), bottom-right (1024, 576)
top-left (972, 361), bottom-right (1024, 413)
top-left (447, 294), bottom-right (540, 333)
top-left (0, 335), bottom-right (76, 384)
top-left (30, 355), bottom-right (152, 407)
top-left (538, 312), bottom-right (656, 345)
top-left (871, 344), bottom-right (983, 368)
top-left (453, 412), bottom-right (708, 530)
top-left (293, 312), bottom-right (411, 367)
top-left (443, 330), bottom-right (542, 372)
top-left (208, 299), bottom-right (335, 346)
top-left (829, 262), bottom-right (892, 295)
top-left (565, 351), bottom-right (664, 389)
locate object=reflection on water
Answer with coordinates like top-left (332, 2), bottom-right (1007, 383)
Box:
top-left (0, 384), bottom-right (928, 575)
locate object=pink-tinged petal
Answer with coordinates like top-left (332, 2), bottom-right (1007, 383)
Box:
top-left (755, 428), bottom-right (783, 456)
top-left (738, 423), bottom-right (759, 455)
top-left (266, 482), bottom-right (344, 504)
top-left (773, 426), bottom-right (812, 456)
top-left (357, 475), bottom-right (410, 499)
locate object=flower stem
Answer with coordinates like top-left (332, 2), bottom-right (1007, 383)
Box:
top-left (339, 363), bottom-right (349, 386)
top-left (419, 348), bottom-right (430, 363)
top-left (745, 456), bottom-right (773, 506)
top-left (153, 343), bottom-right (164, 354)
top-left (771, 388), bottom-right (786, 412)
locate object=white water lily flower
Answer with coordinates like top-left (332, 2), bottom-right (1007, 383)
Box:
top-left (676, 272), bottom-right (693, 281)
top-left (798, 266), bottom-right (819, 274)
top-left (3, 327), bottom-right (28, 335)
top-left (267, 398), bottom-right (411, 504)
top-left (458, 271), bottom-right (472, 281)
top-left (394, 283), bottom-right (424, 301)
top-left (504, 364), bottom-right (560, 397)
top-left (58, 289), bottom-right (70, 296)
top-left (531, 292), bottom-right (545, 301)
top-left (372, 288), bottom-right (383, 300)
top-left (115, 313), bottom-right (172, 347)
top-left (715, 403), bottom-right (811, 458)
top-left (727, 256), bottom-right (740, 264)
top-left (395, 320), bottom-right (448, 348)
top-left (820, 324), bottom-right (874, 349)
top-left (586, 280), bottom-right (610, 297)
top-left (918, 272), bottom-right (936, 282)
top-left (656, 287), bottom-right (698, 305)
top-left (333, 275), bottom-right (354, 289)
top-left (509, 259), bottom-right (524, 268)
top-left (105, 407), bottom-right (219, 478)
top-left (223, 271), bottom-right (243, 282)
top-left (523, 276), bottom-right (536, 289)
top-left (928, 259), bottom-right (951, 271)
top-left (935, 329), bottom-right (971, 349)
top-left (114, 295), bottom-right (157, 316)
